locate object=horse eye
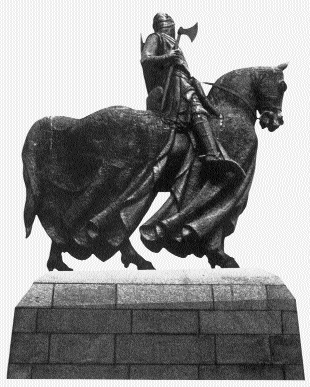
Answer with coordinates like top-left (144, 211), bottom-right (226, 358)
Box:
top-left (279, 81), bottom-right (287, 92)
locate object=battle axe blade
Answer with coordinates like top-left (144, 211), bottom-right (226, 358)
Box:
top-left (161, 22), bottom-right (198, 111)
top-left (178, 22), bottom-right (198, 43)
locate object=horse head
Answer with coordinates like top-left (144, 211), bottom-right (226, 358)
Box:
top-left (256, 63), bottom-right (288, 132)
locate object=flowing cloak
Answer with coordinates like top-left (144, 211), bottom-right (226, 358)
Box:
top-left (23, 107), bottom-right (180, 261)
top-left (140, 106), bottom-right (257, 257)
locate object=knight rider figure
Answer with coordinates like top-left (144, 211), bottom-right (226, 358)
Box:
top-left (141, 12), bottom-right (245, 178)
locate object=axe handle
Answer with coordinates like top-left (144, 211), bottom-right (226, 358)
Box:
top-left (161, 34), bottom-right (181, 112)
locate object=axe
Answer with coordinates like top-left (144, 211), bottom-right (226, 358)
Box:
top-left (161, 22), bottom-right (198, 112)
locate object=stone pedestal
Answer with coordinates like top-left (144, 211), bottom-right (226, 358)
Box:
top-left (7, 269), bottom-right (304, 380)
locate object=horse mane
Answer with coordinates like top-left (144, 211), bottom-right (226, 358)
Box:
top-left (213, 64), bottom-right (287, 86)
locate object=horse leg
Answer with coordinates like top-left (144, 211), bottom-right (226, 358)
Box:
top-left (47, 241), bottom-right (73, 271)
top-left (206, 246), bottom-right (239, 268)
top-left (205, 227), bottom-right (239, 269)
top-left (207, 248), bottom-right (239, 268)
top-left (120, 239), bottom-right (155, 270)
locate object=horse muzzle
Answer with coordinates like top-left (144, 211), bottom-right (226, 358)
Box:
top-left (259, 110), bottom-right (284, 132)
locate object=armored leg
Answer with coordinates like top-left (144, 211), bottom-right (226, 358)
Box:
top-left (191, 77), bottom-right (222, 117)
top-left (192, 113), bottom-right (220, 160)
top-left (191, 110), bottom-right (246, 179)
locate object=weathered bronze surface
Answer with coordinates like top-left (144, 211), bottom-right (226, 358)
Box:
top-left (22, 14), bottom-right (287, 271)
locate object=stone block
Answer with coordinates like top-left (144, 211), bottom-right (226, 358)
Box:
top-left (200, 311), bottom-right (281, 334)
top-left (50, 334), bottom-right (114, 363)
top-left (32, 365), bottom-right (129, 379)
top-left (284, 365), bottom-right (305, 380)
top-left (132, 310), bottom-right (198, 333)
top-left (213, 285), bottom-right (233, 309)
top-left (267, 285), bottom-right (296, 310)
top-left (7, 270), bottom-right (304, 380)
top-left (216, 335), bottom-right (271, 364)
top-left (35, 269), bottom-right (283, 285)
top-left (7, 364), bottom-right (32, 379)
top-left (37, 309), bottom-right (131, 333)
top-left (117, 284), bottom-right (213, 309)
top-left (116, 334), bottom-right (215, 364)
top-left (199, 365), bottom-right (284, 380)
top-left (130, 365), bottom-right (198, 379)
top-left (232, 285), bottom-right (267, 309)
top-left (270, 335), bottom-right (303, 364)
top-left (9, 333), bottom-right (49, 363)
top-left (53, 284), bottom-right (115, 308)
top-left (17, 284), bottom-right (53, 307)
top-left (282, 311), bottom-right (300, 334)
top-left (13, 308), bottom-right (37, 332)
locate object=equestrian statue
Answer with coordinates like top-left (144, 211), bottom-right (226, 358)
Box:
top-left (22, 13), bottom-right (288, 270)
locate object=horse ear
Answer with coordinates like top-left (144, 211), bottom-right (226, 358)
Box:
top-left (140, 34), bottom-right (145, 53)
top-left (277, 62), bottom-right (289, 71)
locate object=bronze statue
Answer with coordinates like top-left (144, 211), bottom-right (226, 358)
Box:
top-left (22, 13), bottom-right (288, 271)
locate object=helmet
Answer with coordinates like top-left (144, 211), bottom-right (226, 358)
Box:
top-left (153, 13), bottom-right (175, 32)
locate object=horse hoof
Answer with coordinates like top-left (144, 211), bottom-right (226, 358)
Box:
top-left (207, 258), bottom-right (216, 269)
top-left (121, 255), bottom-right (130, 268)
top-left (137, 260), bottom-right (156, 270)
top-left (221, 257), bottom-right (240, 268)
top-left (47, 261), bottom-right (73, 271)
top-left (208, 255), bottom-right (239, 269)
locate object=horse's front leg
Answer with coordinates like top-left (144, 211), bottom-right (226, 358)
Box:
top-left (47, 241), bottom-right (73, 271)
top-left (206, 248), bottom-right (239, 269)
top-left (120, 239), bottom-right (155, 270)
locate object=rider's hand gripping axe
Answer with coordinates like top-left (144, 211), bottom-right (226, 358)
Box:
top-left (161, 22), bottom-right (198, 112)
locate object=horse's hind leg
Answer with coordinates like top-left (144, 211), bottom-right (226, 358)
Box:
top-left (47, 241), bottom-right (73, 271)
top-left (120, 239), bottom-right (155, 270)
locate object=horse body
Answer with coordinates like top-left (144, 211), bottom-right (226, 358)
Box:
top-left (23, 64), bottom-right (287, 270)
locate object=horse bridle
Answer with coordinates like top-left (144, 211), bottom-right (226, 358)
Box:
top-left (203, 81), bottom-right (258, 121)
top-left (203, 80), bottom-right (283, 123)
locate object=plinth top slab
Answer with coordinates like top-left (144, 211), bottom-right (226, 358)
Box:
top-left (35, 269), bottom-right (283, 285)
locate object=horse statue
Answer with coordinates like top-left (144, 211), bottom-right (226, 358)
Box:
top-left (22, 63), bottom-right (288, 271)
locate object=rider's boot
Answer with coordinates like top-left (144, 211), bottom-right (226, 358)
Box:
top-left (192, 114), bottom-right (246, 179)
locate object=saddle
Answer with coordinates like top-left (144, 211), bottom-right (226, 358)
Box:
top-left (146, 78), bottom-right (221, 119)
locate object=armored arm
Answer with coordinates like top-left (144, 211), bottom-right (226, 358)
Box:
top-left (141, 34), bottom-right (177, 66)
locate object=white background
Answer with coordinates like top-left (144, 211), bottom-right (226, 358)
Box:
top-left (1, 0), bottom-right (309, 385)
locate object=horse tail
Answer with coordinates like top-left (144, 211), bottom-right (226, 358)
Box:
top-left (22, 117), bottom-right (49, 237)
top-left (23, 163), bottom-right (36, 238)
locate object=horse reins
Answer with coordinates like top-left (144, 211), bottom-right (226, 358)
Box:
top-left (203, 81), bottom-right (258, 121)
